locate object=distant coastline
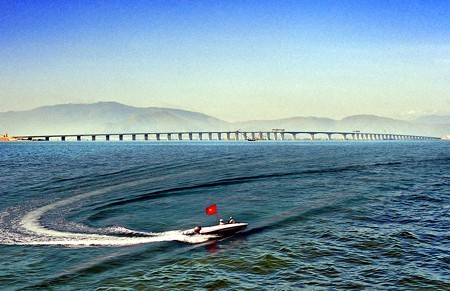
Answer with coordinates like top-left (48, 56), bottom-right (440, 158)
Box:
top-left (1, 102), bottom-right (449, 137)
top-left (0, 133), bottom-right (17, 142)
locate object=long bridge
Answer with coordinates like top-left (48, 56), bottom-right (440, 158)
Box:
top-left (12, 131), bottom-right (441, 141)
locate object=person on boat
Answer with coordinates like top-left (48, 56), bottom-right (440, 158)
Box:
top-left (219, 219), bottom-right (227, 225)
top-left (229, 216), bottom-right (236, 224)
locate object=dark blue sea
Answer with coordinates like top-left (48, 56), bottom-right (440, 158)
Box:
top-left (1, 141), bottom-right (449, 289)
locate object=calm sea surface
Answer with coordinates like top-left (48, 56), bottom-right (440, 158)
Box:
top-left (0, 141), bottom-right (449, 289)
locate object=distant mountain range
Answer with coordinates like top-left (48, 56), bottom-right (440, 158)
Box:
top-left (1, 102), bottom-right (449, 137)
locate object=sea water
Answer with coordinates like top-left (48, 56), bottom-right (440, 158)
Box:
top-left (0, 141), bottom-right (449, 289)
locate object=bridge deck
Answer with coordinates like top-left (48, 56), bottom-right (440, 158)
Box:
top-left (12, 131), bottom-right (441, 141)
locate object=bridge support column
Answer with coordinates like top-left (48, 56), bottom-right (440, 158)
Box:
top-left (61, 136), bottom-right (66, 141)
top-left (92, 135), bottom-right (96, 141)
top-left (227, 132), bottom-right (231, 140)
top-left (106, 135), bottom-right (110, 141)
top-left (198, 133), bottom-right (203, 140)
top-left (327, 133), bottom-right (332, 140)
top-left (45, 136), bottom-right (50, 141)
top-left (144, 134), bottom-right (148, 141)
top-left (178, 133), bottom-right (183, 140)
top-left (292, 134), bottom-right (297, 140)
top-left (167, 134), bottom-right (172, 140)
top-left (119, 135), bottom-right (123, 141)
top-left (218, 133), bottom-right (222, 140)
top-left (156, 134), bottom-right (160, 141)
top-left (310, 133), bottom-right (315, 140)
top-left (77, 136), bottom-right (81, 141)
top-left (209, 132), bottom-right (213, 140)
top-left (266, 133), bottom-right (271, 140)
top-left (235, 132), bottom-right (239, 140)
top-left (188, 133), bottom-right (193, 140)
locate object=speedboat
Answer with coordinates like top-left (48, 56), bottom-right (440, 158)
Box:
top-left (194, 222), bottom-right (248, 236)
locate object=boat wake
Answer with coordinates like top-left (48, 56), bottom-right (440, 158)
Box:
top-left (0, 185), bottom-right (214, 247)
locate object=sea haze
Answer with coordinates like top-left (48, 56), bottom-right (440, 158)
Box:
top-left (1, 102), bottom-right (449, 137)
top-left (0, 141), bottom-right (449, 289)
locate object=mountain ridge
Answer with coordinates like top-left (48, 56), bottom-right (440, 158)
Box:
top-left (1, 102), bottom-right (448, 137)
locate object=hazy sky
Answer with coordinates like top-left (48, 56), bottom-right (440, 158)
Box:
top-left (1, 1), bottom-right (449, 121)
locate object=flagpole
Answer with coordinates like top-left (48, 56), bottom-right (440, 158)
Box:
top-left (206, 204), bottom-right (219, 224)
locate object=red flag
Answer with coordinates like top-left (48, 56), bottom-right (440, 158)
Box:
top-left (205, 204), bottom-right (217, 215)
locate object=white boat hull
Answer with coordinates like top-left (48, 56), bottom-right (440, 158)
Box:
top-left (196, 222), bottom-right (248, 236)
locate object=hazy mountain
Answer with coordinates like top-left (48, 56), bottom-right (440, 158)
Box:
top-left (233, 114), bottom-right (449, 137)
top-left (0, 102), bottom-right (231, 135)
top-left (1, 102), bottom-right (449, 137)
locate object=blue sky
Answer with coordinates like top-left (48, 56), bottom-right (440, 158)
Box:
top-left (1, 0), bottom-right (449, 121)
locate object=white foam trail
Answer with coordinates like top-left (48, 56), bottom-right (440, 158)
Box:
top-left (19, 230), bottom-right (213, 246)
top-left (12, 180), bottom-right (214, 247)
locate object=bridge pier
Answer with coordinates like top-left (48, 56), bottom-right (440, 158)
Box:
top-left (310, 133), bottom-right (315, 140)
top-left (167, 133), bottom-right (172, 140)
top-left (61, 136), bottom-right (66, 141)
top-left (218, 133), bottom-right (222, 140)
top-left (156, 134), bottom-right (160, 141)
top-left (178, 133), bottom-right (183, 140)
top-left (144, 134), bottom-right (148, 141)
top-left (92, 135), bottom-right (96, 141)
top-left (209, 132), bottom-right (213, 140)
top-left (327, 133), bottom-right (332, 140)
top-left (106, 135), bottom-right (110, 141)
top-left (189, 133), bottom-right (193, 140)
